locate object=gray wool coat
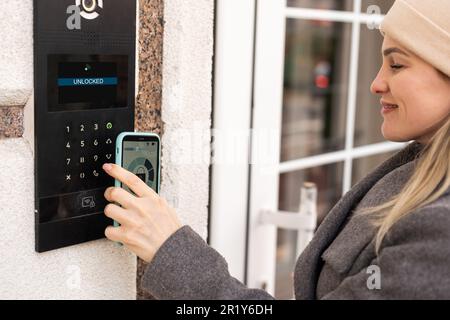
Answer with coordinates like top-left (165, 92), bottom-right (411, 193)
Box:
top-left (141, 141), bottom-right (450, 299)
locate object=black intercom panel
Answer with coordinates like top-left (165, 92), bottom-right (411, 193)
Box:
top-left (34, 0), bottom-right (136, 252)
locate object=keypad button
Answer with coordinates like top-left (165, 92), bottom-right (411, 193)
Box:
top-left (62, 120), bottom-right (117, 190)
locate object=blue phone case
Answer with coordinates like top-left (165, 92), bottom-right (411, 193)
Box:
top-left (113, 132), bottom-right (161, 229)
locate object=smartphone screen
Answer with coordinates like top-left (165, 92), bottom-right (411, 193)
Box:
top-left (121, 136), bottom-right (160, 194)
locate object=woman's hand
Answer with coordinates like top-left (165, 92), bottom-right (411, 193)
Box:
top-left (102, 163), bottom-right (182, 263)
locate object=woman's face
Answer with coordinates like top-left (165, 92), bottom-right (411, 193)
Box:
top-left (370, 36), bottom-right (450, 144)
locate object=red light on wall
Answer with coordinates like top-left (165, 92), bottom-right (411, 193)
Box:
top-left (315, 75), bottom-right (329, 89)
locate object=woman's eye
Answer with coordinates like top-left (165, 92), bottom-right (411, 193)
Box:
top-left (390, 64), bottom-right (404, 70)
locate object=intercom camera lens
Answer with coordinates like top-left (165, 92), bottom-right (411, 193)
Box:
top-left (82, 0), bottom-right (97, 12)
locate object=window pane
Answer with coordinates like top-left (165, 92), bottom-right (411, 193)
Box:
top-left (352, 151), bottom-right (398, 186)
top-left (287, 0), bottom-right (353, 11)
top-left (354, 23), bottom-right (385, 146)
top-left (282, 19), bottom-right (351, 161)
top-left (276, 162), bottom-right (344, 299)
top-left (361, 0), bottom-right (395, 14)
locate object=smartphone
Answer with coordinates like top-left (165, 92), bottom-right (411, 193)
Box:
top-left (114, 132), bottom-right (161, 227)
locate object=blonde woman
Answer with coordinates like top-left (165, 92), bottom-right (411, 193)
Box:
top-left (102, 0), bottom-right (450, 299)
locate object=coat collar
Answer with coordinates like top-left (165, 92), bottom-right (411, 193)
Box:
top-left (294, 141), bottom-right (425, 300)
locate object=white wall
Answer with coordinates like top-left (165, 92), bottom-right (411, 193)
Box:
top-left (0, 1), bottom-right (33, 107)
top-left (0, 140), bottom-right (136, 300)
top-left (0, 0), bottom-right (215, 299)
top-left (160, 0), bottom-right (214, 240)
top-left (0, 0), bottom-right (136, 300)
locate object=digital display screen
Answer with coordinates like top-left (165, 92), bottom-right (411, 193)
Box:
top-left (57, 61), bottom-right (118, 105)
top-left (48, 55), bottom-right (128, 111)
top-left (122, 140), bottom-right (159, 193)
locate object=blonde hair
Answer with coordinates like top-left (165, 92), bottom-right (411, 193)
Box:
top-left (357, 115), bottom-right (450, 254)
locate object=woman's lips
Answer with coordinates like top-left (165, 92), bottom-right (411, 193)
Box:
top-left (380, 101), bottom-right (399, 114)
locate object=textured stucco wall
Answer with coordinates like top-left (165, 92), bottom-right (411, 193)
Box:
top-left (135, 0), bottom-right (214, 299)
top-left (0, 138), bottom-right (137, 299)
top-left (0, 1), bottom-right (33, 108)
top-left (0, 0), bottom-right (136, 299)
top-left (0, 0), bottom-right (214, 299)
top-left (0, 0), bottom-right (32, 139)
top-left (160, 0), bottom-right (214, 240)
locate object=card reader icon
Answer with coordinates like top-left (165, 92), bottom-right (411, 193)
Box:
top-left (81, 196), bottom-right (96, 208)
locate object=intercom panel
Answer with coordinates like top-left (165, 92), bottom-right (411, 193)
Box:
top-left (34, 0), bottom-right (136, 252)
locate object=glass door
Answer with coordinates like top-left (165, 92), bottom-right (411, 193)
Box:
top-left (247, 0), bottom-right (401, 298)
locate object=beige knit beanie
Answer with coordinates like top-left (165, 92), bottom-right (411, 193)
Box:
top-left (380, 0), bottom-right (450, 77)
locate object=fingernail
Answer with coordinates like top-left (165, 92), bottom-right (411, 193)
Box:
top-left (103, 163), bottom-right (113, 171)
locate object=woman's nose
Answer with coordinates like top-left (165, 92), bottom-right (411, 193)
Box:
top-left (370, 68), bottom-right (389, 95)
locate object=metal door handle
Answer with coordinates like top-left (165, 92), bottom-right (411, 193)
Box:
top-left (258, 182), bottom-right (318, 256)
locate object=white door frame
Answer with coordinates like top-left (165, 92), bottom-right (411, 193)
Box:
top-left (245, 0), bottom-right (286, 293)
top-left (209, 0), bottom-right (256, 283)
